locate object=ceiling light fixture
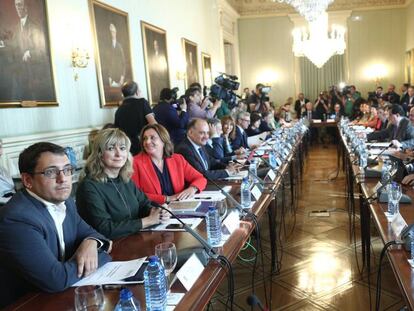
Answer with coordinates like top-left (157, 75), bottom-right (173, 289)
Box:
top-left (276, 0), bottom-right (334, 22)
top-left (291, 12), bottom-right (346, 68)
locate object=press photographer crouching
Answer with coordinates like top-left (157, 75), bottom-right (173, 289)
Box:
top-left (153, 87), bottom-right (189, 145)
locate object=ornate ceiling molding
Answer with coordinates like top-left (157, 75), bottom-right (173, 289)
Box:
top-left (226, 0), bottom-right (406, 17)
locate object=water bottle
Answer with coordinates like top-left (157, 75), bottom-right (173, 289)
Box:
top-left (114, 288), bottom-right (141, 311)
top-left (381, 160), bottom-right (390, 184)
top-left (359, 148), bottom-right (367, 181)
top-left (206, 206), bottom-right (221, 246)
top-left (387, 184), bottom-right (395, 216)
top-left (241, 177), bottom-right (251, 208)
top-left (249, 159), bottom-right (258, 183)
top-left (269, 150), bottom-right (277, 169)
top-left (410, 232), bottom-right (414, 260)
top-left (144, 256), bottom-right (167, 311)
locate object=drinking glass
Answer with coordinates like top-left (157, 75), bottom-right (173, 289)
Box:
top-left (389, 183), bottom-right (402, 214)
top-left (74, 285), bottom-right (104, 311)
top-left (215, 200), bottom-right (228, 221)
top-left (155, 242), bottom-right (177, 288)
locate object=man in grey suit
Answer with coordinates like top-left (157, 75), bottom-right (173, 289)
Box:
top-left (367, 104), bottom-right (414, 150)
top-left (0, 142), bottom-right (112, 308)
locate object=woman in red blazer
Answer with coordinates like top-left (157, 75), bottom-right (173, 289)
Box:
top-left (132, 124), bottom-right (207, 204)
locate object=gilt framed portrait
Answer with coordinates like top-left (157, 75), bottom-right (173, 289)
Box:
top-left (182, 38), bottom-right (199, 88)
top-left (141, 21), bottom-right (170, 106)
top-left (89, 0), bottom-right (133, 107)
top-left (406, 49), bottom-right (414, 85)
top-left (0, 0), bottom-right (57, 107)
top-left (201, 53), bottom-right (213, 87)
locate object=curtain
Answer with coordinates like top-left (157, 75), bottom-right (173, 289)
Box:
top-left (299, 54), bottom-right (345, 102)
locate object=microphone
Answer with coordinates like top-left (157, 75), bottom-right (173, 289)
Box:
top-left (246, 294), bottom-right (268, 311)
top-left (368, 142), bottom-right (392, 166)
top-left (247, 168), bottom-right (277, 195)
top-left (150, 202), bottom-right (218, 259)
top-left (364, 173), bottom-right (394, 203)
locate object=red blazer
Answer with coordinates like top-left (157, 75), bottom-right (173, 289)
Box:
top-left (132, 152), bottom-right (207, 204)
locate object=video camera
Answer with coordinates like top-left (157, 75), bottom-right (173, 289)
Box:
top-left (209, 73), bottom-right (240, 109)
top-left (170, 87), bottom-right (185, 110)
top-left (341, 85), bottom-right (352, 96)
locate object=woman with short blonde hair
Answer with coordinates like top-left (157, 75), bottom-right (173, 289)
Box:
top-left (77, 128), bottom-right (169, 239)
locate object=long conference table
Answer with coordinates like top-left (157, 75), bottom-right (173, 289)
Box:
top-left (340, 126), bottom-right (414, 310)
top-left (5, 132), bottom-right (306, 311)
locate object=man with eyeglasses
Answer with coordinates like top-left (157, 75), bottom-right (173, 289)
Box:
top-left (0, 142), bottom-right (112, 308)
top-left (232, 111), bottom-right (251, 152)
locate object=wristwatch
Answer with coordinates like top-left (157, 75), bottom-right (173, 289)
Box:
top-left (165, 195), bottom-right (170, 204)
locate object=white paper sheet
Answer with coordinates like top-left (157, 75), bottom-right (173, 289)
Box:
top-left (72, 258), bottom-right (146, 286)
top-left (224, 170), bottom-right (248, 181)
top-left (247, 132), bottom-right (268, 148)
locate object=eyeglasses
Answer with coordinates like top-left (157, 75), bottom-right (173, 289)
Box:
top-left (32, 165), bottom-right (74, 179)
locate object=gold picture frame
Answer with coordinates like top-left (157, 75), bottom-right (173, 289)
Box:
top-left (89, 0), bottom-right (134, 107)
top-left (201, 52), bottom-right (213, 87)
top-left (406, 49), bottom-right (414, 85)
top-left (182, 38), bottom-right (199, 89)
top-left (141, 21), bottom-right (170, 106)
top-left (0, 0), bottom-right (58, 108)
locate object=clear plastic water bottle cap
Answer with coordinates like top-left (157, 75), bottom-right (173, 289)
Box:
top-left (208, 206), bottom-right (215, 211)
top-left (242, 177), bottom-right (248, 182)
top-left (120, 288), bottom-right (133, 300)
top-left (148, 255), bottom-right (159, 263)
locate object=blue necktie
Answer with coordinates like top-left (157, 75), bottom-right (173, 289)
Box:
top-left (198, 147), bottom-right (209, 170)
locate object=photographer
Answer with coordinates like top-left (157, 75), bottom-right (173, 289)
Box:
top-left (246, 83), bottom-right (271, 113)
top-left (187, 87), bottom-right (221, 120)
top-left (153, 88), bottom-right (189, 145)
top-left (315, 92), bottom-right (330, 120)
top-left (343, 85), bottom-right (361, 118)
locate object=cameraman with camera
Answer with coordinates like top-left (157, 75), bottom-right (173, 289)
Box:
top-left (153, 88), bottom-right (189, 145)
top-left (246, 83), bottom-right (271, 113)
top-left (343, 85), bottom-right (361, 118)
top-left (187, 87), bottom-right (221, 120)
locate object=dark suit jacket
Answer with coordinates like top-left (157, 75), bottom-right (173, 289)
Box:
top-left (232, 126), bottom-right (249, 150)
top-left (294, 98), bottom-right (309, 119)
top-left (0, 191), bottom-right (111, 307)
top-left (175, 138), bottom-right (229, 180)
top-left (205, 137), bottom-right (233, 164)
top-left (153, 101), bottom-right (189, 145)
top-left (367, 117), bottom-right (414, 149)
top-left (132, 152), bottom-right (207, 204)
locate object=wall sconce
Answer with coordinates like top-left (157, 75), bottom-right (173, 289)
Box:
top-left (364, 64), bottom-right (388, 86)
top-left (71, 48), bottom-right (90, 81)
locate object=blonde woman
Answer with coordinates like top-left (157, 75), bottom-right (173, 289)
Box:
top-left (76, 128), bottom-right (169, 239)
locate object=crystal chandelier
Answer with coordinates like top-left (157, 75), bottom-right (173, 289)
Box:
top-left (292, 12), bottom-right (346, 68)
top-left (276, 0), bottom-right (334, 22)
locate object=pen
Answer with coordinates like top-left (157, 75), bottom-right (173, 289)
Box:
top-left (194, 197), bottom-right (212, 200)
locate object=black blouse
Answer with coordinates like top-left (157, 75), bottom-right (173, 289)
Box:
top-left (152, 161), bottom-right (174, 196)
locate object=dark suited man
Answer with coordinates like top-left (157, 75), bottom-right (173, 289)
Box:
top-left (0, 142), bottom-right (112, 308)
top-left (400, 83), bottom-right (410, 107)
top-left (302, 102), bottom-right (318, 142)
top-left (232, 111), bottom-right (250, 152)
top-left (367, 104), bottom-right (414, 150)
top-left (402, 86), bottom-right (414, 112)
top-left (107, 23), bottom-right (126, 88)
top-left (294, 93), bottom-right (309, 119)
top-left (11, 0), bottom-right (53, 100)
top-left (115, 81), bottom-right (157, 155)
top-left (175, 119), bottom-right (239, 180)
top-left (153, 88), bottom-right (189, 145)
top-left (385, 84), bottom-right (401, 106)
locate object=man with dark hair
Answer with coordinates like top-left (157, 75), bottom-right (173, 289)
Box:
top-left (400, 83), bottom-right (410, 107)
top-left (402, 85), bottom-right (414, 112)
top-left (246, 83), bottom-right (269, 113)
top-left (0, 142), bottom-right (112, 308)
top-left (385, 84), bottom-right (401, 105)
top-left (153, 88), bottom-right (189, 145)
top-left (294, 93), bottom-right (309, 119)
top-left (187, 87), bottom-right (221, 120)
top-left (175, 119), bottom-right (239, 180)
top-left (115, 81), bottom-right (156, 155)
top-left (367, 104), bottom-right (414, 149)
